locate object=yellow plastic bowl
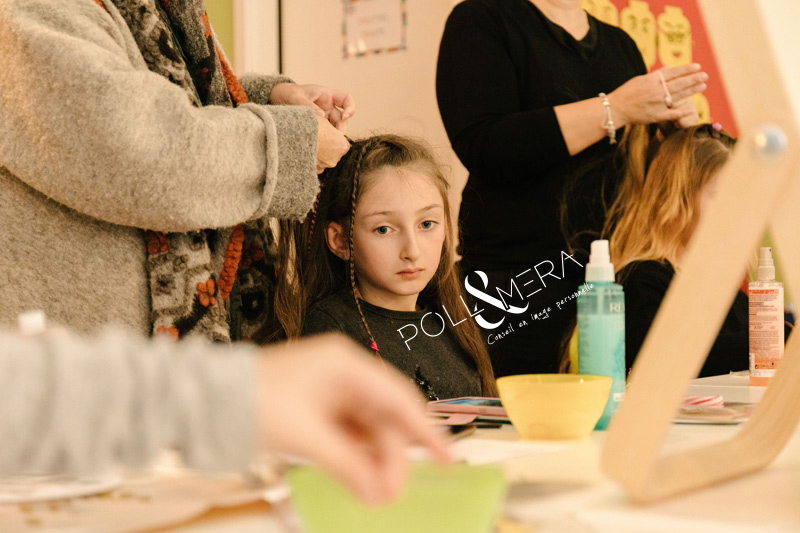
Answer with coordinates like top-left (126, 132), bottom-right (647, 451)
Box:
top-left (496, 374), bottom-right (612, 440)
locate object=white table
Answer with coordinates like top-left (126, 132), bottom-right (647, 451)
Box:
top-left (500, 423), bottom-right (800, 532)
top-left (4, 376), bottom-right (798, 532)
top-left (166, 421), bottom-right (800, 533)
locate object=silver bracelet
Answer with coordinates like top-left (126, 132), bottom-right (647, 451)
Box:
top-left (599, 93), bottom-right (616, 145)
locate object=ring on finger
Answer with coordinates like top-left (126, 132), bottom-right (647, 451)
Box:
top-left (657, 70), bottom-right (674, 109)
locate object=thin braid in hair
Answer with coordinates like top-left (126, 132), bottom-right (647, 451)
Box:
top-left (348, 140), bottom-right (381, 356)
top-left (306, 179), bottom-right (326, 254)
top-left (306, 139), bottom-right (356, 254)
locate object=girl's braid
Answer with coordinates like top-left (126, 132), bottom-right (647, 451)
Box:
top-left (306, 176), bottom-right (326, 254)
top-left (349, 140), bottom-right (381, 357)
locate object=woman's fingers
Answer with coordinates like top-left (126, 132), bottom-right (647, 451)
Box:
top-left (327, 107), bottom-right (347, 133)
top-left (611, 64), bottom-right (708, 127)
top-left (316, 116), bottom-right (350, 173)
top-left (297, 417), bottom-right (387, 505)
top-left (676, 111), bottom-right (700, 128)
top-left (637, 66), bottom-right (706, 123)
top-left (658, 64), bottom-right (707, 107)
top-left (370, 425), bottom-right (412, 503)
top-left (667, 98), bottom-right (700, 127)
top-left (329, 91), bottom-right (356, 120)
top-left (345, 365), bottom-right (453, 465)
top-left (670, 83), bottom-right (706, 104)
top-left (667, 73), bottom-right (708, 101)
top-left (661, 63), bottom-right (702, 81)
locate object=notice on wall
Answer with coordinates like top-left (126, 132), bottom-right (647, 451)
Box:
top-left (342, 0), bottom-right (406, 58)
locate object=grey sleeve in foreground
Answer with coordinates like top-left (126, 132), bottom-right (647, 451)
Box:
top-left (0, 0), bottom-right (318, 232)
top-left (0, 328), bottom-right (259, 476)
top-left (238, 73), bottom-right (295, 105)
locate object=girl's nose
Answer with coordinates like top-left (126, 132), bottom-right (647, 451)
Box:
top-left (401, 233), bottom-right (421, 261)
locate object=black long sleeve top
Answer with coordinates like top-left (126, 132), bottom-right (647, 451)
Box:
top-left (621, 260), bottom-right (749, 378)
top-left (436, 0), bottom-right (646, 271)
top-left (302, 291), bottom-right (483, 399)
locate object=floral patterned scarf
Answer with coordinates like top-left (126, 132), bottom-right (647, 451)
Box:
top-left (95, 0), bottom-right (279, 342)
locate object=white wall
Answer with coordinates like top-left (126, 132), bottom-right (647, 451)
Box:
top-left (233, 0), bottom-right (280, 74)
top-left (280, 0), bottom-right (469, 200)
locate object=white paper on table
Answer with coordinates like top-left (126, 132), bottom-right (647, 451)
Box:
top-left (451, 437), bottom-right (568, 465)
top-left (573, 508), bottom-right (783, 533)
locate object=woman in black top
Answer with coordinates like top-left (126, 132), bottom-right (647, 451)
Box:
top-left (436, 0), bottom-right (708, 376)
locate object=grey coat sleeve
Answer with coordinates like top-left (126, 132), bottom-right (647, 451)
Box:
top-left (239, 73), bottom-right (295, 105)
top-left (0, 0), bottom-right (318, 232)
top-left (0, 328), bottom-right (259, 476)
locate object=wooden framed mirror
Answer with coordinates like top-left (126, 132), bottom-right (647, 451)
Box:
top-left (602, 0), bottom-right (800, 503)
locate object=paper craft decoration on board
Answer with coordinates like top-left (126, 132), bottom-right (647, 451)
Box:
top-left (581, 0), bottom-right (619, 26)
top-left (342, 0), bottom-right (406, 59)
top-left (620, 0), bottom-right (657, 68)
top-left (658, 6), bottom-right (692, 67)
top-left (692, 92), bottom-right (710, 124)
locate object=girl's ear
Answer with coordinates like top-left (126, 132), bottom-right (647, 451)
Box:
top-left (325, 221), bottom-right (350, 260)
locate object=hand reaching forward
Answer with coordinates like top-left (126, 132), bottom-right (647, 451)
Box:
top-left (258, 334), bottom-right (453, 505)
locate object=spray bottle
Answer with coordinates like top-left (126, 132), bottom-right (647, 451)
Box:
top-left (577, 240), bottom-right (626, 430)
top-left (749, 247), bottom-right (784, 386)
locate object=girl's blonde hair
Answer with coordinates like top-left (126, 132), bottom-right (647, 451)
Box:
top-left (261, 134), bottom-right (497, 396)
top-left (558, 124), bottom-right (735, 373)
top-left (606, 124), bottom-right (736, 273)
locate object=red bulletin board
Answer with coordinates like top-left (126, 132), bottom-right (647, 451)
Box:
top-left (583, 0), bottom-right (737, 137)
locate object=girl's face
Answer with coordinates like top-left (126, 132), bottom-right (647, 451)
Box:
top-left (327, 167), bottom-right (446, 312)
top-left (699, 170), bottom-right (722, 219)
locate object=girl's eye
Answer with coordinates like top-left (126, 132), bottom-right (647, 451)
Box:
top-left (374, 226), bottom-right (390, 235)
top-left (420, 220), bottom-right (437, 230)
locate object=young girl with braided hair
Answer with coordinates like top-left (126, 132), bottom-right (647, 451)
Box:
top-left (267, 134), bottom-right (497, 400)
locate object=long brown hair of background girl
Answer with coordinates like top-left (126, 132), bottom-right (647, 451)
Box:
top-left (559, 124), bottom-right (653, 263)
top-left (558, 124), bottom-right (735, 373)
top-left (261, 134), bottom-right (497, 396)
top-left (605, 124), bottom-right (736, 274)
